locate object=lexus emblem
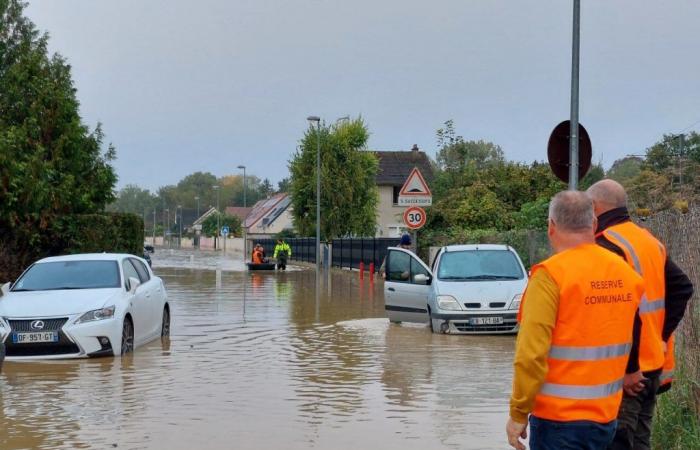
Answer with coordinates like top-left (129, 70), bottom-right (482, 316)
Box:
top-left (30, 320), bottom-right (45, 330)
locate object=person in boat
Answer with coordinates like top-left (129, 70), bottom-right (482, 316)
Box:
top-left (252, 244), bottom-right (265, 264)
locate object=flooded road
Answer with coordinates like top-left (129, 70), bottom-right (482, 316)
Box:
top-left (0, 251), bottom-right (516, 450)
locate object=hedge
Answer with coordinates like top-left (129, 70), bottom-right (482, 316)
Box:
top-left (0, 213), bottom-right (144, 281)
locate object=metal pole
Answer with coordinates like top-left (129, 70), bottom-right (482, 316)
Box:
top-left (316, 123), bottom-right (321, 275)
top-left (178, 206), bottom-right (182, 248)
top-left (568, 0), bottom-right (581, 190)
top-left (243, 167), bottom-right (247, 208)
top-left (678, 134), bottom-right (685, 188)
top-left (152, 208), bottom-right (156, 246)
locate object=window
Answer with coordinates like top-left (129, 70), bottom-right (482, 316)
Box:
top-left (437, 250), bottom-right (524, 281)
top-left (12, 261), bottom-right (120, 291)
top-left (411, 258), bottom-right (430, 282)
top-left (387, 251), bottom-right (411, 282)
top-left (130, 258), bottom-right (151, 283)
top-left (122, 259), bottom-right (141, 287)
top-left (392, 186), bottom-right (401, 205)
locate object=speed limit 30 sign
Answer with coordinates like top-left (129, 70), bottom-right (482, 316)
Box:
top-left (403, 206), bottom-right (427, 230)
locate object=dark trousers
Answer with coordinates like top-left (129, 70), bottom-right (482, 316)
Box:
top-left (608, 374), bottom-right (660, 450)
top-left (529, 416), bottom-right (617, 450)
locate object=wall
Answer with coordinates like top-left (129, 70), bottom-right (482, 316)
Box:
top-left (145, 236), bottom-right (244, 253)
top-left (376, 185), bottom-right (407, 237)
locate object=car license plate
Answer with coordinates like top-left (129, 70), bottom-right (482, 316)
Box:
top-left (470, 316), bottom-right (504, 325)
top-left (12, 332), bottom-right (59, 344)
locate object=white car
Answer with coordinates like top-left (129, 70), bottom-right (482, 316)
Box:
top-left (0, 253), bottom-right (169, 359)
top-left (384, 244), bottom-right (528, 334)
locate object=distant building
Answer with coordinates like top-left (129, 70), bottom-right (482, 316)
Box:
top-left (373, 145), bottom-right (433, 237)
top-left (243, 193), bottom-right (294, 240)
top-left (225, 206), bottom-right (253, 224)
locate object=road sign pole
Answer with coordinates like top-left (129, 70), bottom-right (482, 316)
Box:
top-left (569, 0), bottom-right (581, 190)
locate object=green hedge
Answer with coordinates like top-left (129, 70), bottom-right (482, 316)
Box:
top-left (0, 213), bottom-right (143, 281)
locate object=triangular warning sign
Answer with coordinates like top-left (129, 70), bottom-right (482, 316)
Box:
top-left (399, 167), bottom-right (432, 196)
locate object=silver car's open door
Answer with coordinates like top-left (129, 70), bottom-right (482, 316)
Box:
top-left (383, 247), bottom-right (433, 324)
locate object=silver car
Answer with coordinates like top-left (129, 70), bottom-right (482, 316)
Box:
top-left (384, 244), bottom-right (528, 334)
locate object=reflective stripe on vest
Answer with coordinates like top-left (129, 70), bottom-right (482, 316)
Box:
top-left (607, 230), bottom-right (643, 275)
top-left (549, 343), bottom-right (631, 361)
top-left (640, 297), bottom-right (665, 313)
top-left (660, 370), bottom-right (674, 385)
top-left (541, 378), bottom-right (624, 400)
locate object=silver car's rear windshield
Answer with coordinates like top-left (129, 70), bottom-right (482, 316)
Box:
top-left (12, 260), bottom-right (121, 291)
top-left (437, 250), bottom-right (524, 281)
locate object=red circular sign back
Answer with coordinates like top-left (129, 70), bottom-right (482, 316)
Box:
top-left (403, 206), bottom-right (427, 230)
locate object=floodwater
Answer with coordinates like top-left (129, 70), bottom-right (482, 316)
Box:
top-left (0, 250), bottom-right (516, 450)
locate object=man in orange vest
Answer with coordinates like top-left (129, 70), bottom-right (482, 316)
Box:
top-left (507, 191), bottom-right (646, 450)
top-left (586, 179), bottom-right (693, 450)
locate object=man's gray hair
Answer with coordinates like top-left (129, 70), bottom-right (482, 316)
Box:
top-left (548, 191), bottom-right (595, 232)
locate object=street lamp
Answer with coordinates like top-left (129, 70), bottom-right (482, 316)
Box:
top-left (307, 115), bottom-right (321, 277)
top-left (165, 208), bottom-right (170, 248)
top-left (237, 165), bottom-right (247, 207)
top-left (213, 185), bottom-right (220, 250)
top-left (195, 196), bottom-right (200, 218)
top-left (177, 205), bottom-right (182, 248)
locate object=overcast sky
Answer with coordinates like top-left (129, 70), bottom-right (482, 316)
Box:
top-left (26, 0), bottom-right (699, 192)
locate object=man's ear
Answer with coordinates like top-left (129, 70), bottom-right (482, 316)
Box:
top-left (547, 218), bottom-right (555, 237)
top-left (592, 216), bottom-right (598, 232)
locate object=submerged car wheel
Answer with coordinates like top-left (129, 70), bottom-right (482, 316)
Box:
top-left (121, 317), bottom-right (134, 355)
top-left (161, 307), bottom-right (170, 337)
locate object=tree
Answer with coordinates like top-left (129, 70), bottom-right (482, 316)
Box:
top-left (607, 156), bottom-right (643, 183)
top-left (201, 212), bottom-right (241, 238)
top-left (289, 117), bottom-right (378, 239)
top-left (436, 120), bottom-right (504, 171)
top-left (107, 185), bottom-right (157, 215)
top-left (260, 178), bottom-right (274, 198)
top-left (0, 0), bottom-right (116, 247)
top-left (277, 177), bottom-right (291, 193)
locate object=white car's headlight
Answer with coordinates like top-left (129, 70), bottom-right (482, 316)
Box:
top-left (76, 306), bottom-right (115, 323)
top-left (437, 295), bottom-right (462, 311)
top-left (509, 294), bottom-right (523, 310)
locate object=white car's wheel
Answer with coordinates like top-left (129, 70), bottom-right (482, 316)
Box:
top-left (121, 317), bottom-right (134, 355)
top-left (161, 306), bottom-right (170, 338)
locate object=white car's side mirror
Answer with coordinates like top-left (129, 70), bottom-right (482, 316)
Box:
top-left (128, 277), bottom-right (141, 294)
top-left (0, 282), bottom-right (10, 296)
top-left (414, 274), bottom-right (430, 285)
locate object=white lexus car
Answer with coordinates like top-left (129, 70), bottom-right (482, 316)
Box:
top-left (384, 244), bottom-right (528, 334)
top-left (0, 254), bottom-right (169, 359)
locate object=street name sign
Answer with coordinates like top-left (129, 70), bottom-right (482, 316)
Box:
top-left (403, 206), bottom-right (427, 230)
top-left (398, 167), bottom-right (432, 206)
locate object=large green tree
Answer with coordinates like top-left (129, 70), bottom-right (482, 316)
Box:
top-left (107, 184), bottom-right (157, 216)
top-left (289, 117), bottom-right (378, 239)
top-left (0, 0), bottom-right (116, 246)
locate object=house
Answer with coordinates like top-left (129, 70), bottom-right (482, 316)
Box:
top-left (373, 145), bottom-right (433, 237)
top-left (243, 193), bottom-right (294, 240)
top-left (225, 206), bottom-right (253, 224)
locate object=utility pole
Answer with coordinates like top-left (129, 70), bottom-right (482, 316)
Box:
top-left (307, 116), bottom-right (321, 278)
top-left (568, 0), bottom-right (581, 190)
top-left (213, 185), bottom-right (220, 250)
top-left (152, 208), bottom-right (156, 246)
top-left (178, 205), bottom-right (182, 248)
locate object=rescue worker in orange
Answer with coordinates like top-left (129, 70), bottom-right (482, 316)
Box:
top-left (251, 244), bottom-right (264, 264)
top-left (507, 191), bottom-right (646, 450)
top-left (586, 179), bottom-right (693, 450)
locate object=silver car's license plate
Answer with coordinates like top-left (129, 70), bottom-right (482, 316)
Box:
top-left (470, 316), bottom-right (504, 325)
top-left (12, 332), bottom-right (59, 344)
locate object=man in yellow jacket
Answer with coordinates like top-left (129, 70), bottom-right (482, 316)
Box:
top-left (507, 191), bottom-right (646, 450)
top-left (273, 239), bottom-right (292, 271)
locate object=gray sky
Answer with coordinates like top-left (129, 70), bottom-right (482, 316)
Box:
top-left (27, 0), bottom-right (700, 192)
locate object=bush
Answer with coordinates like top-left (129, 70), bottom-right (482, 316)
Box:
top-left (0, 213), bottom-right (144, 281)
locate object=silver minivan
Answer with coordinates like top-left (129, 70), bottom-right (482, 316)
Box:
top-left (384, 244), bottom-right (528, 334)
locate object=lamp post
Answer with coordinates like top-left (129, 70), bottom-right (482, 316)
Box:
top-left (195, 196), bottom-right (200, 218)
top-left (177, 205), bottom-right (182, 248)
top-left (237, 165), bottom-right (247, 208)
top-left (213, 185), bottom-right (220, 250)
top-left (152, 208), bottom-right (156, 247)
top-left (307, 115), bottom-right (321, 277)
top-left (568, 0), bottom-right (581, 190)
top-left (165, 208), bottom-right (170, 248)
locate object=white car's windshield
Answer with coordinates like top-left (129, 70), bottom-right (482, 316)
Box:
top-left (437, 250), bottom-right (524, 281)
top-left (12, 261), bottom-right (121, 291)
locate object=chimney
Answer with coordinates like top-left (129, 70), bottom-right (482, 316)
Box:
top-left (411, 144), bottom-right (419, 153)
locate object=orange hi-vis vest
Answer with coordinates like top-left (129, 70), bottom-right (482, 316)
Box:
top-left (603, 221), bottom-right (666, 373)
top-left (522, 244), bottom-right (644, 423)
top-left (658, 334), bottom-right (675, 393)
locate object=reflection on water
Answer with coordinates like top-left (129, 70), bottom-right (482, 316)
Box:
top-left (0, 255), bottom-right (515, 450)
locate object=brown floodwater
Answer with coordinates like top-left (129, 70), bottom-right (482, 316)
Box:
top-left (0, 251), bottom-right (516, 450)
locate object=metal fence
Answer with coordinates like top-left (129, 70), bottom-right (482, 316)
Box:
top-left (255, 238), bottom-right (317, 264)
top-left (331, 238), bottom-right (402, 270)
